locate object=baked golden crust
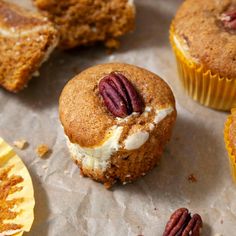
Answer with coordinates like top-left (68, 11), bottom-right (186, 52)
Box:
top-left (59, 63), bottom-right (176, 147)
top-left (0, 0), bottom-right (58, 92)
top-left (33, 0), bottom-right (135, 49)
top-left (173, 0), bottom-right (236, 78)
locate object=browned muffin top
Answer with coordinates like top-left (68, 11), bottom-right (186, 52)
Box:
top-left (173, 0), bottom-right (236, 78)
top-left (59, 63), bottom-right (176, 147)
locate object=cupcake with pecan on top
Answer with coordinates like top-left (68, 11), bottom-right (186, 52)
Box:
top-left (170, 0), bottom-right (236, 110)
top-left (59, 63), bottom-right (176, 188)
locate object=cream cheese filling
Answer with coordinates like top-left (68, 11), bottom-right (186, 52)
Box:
top-left (173, 34), bottom-right (199, 64)
top-left (123, 106), bottom-right (174, 150)
top-left (124, 131), bottom-right (149, 150)
top-left (67, 106), bottom-right (174, 171)
top-left (67, 126), bottom-right (123, 171)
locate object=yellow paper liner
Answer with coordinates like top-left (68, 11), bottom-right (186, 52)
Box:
top-left (224, 115), bottom-right (236, 182)
top-left (170, 25), bottom-right (236, 111)
top-left (0, 138), bottom-right (35, 236)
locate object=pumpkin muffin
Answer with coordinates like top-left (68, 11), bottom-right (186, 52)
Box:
top-left (33, 0), bottom-right (135, 49)
top-left (225, 108), bottom-right (236, 182)
top-left (170, 0), bottom-right (236, 110)
top-left (59, 63), bottom-right (177, 188)
top-left (0, 0), bottom-right (58, 92)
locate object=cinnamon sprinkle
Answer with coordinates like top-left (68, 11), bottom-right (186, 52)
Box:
top-left (0, 165), bottom-right (23, 233)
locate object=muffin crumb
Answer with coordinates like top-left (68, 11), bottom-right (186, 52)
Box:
top-left (36, 144), bottom-right (50, 158)
top-left (13, 139), bottom-right (28, 150)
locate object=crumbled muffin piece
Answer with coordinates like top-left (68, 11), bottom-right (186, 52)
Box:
top-left (33, 0), bottom-right (135, 49)
top-left (36, 144), bottom-right (50, 158)
top-left (13, 139), bottom-right (28, 150)
top-left (0, 0), bottom-right (58, 92)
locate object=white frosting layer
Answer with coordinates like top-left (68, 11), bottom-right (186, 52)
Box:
top-left (67, 126), bottom-right (123, 171)
top-left (124, 131), bottom-right (149, 150)
top-left (67, 106), bottom-right (174, 170)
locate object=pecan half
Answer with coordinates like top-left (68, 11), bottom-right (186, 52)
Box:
top-left (220, 10), bottom-right (236, 30)
top-left (98, 72), bottom-right (143, 118)
top-left (163, 208), bottom-right (203, 236)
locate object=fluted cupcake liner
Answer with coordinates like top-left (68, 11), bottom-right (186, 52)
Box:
top-left (170, 25), bottom-right (236, 111)
top-left (224, 115), bottom-right (236, 182)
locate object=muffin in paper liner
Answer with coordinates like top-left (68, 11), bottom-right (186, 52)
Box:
top-left (170, 25), bottom-right (236, 111)
top-left (224, 112), bottom-right (236, 183)
top-left (0, 137), bottom-right (35, 236)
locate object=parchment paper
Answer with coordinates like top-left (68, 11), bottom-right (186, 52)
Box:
top-left (0, 0), bottom-right (234, 235)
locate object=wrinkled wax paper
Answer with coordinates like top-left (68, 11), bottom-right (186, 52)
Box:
top-left (0, 0), bottom-right (234, 235)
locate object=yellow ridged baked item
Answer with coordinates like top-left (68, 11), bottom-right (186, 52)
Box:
top-left (170, 26), bottom-right (236, 111)
top-left (0, 137), bottom-right (35, 236)
top-left (224, 109), bottom-right (236, 182)
top-left (170, 0), bottom-right (236, 111)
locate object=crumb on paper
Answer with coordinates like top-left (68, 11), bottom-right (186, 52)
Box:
top-left (154, 207), bottom-right (157, 211)
top-left (36, 144), bottom-right (50, 158)
top-left (220, 219), bottom-right (224, 224)
top-left (187, 174), bottom-right (197, 183)
top-left (13, 139), bottom-right (28, 150)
